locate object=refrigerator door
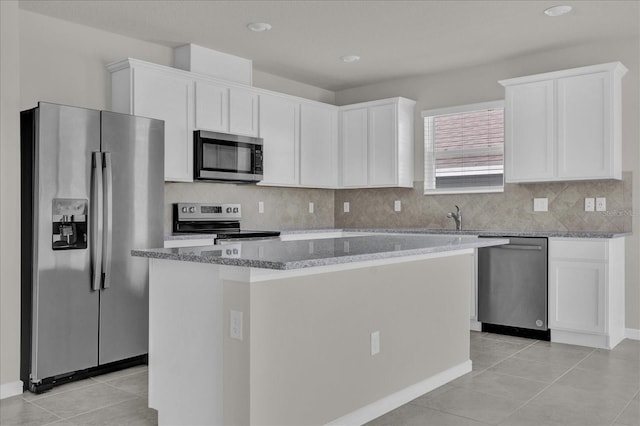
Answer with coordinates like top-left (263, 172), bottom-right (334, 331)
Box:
top-left (98, 111), bottom-right (164, 364)
top-left (31, 103), bottom-right (101, 382)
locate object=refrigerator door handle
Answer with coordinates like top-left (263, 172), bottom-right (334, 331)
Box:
top-left (91, 152), bottom-right (103, 291)
top-left (102, 152), bottom-right (113, 289)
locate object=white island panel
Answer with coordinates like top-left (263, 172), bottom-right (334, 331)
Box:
top-left (148, 252), bottom-right (473, 425)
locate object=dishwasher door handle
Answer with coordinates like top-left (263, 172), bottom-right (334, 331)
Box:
top-left (494, 244), bottom-right (542, 251)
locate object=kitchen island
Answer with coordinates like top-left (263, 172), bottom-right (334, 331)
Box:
top-left (133, 234), bottom-right (508, 425)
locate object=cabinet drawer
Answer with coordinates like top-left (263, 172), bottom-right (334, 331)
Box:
top-left (549, 239), bottom-right (607, 261)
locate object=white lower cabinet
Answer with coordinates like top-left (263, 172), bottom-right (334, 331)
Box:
top-left (548, 238), bottom-right (625, 349)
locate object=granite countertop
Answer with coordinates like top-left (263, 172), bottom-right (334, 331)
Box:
top-left (165, 228), bottom-right (630, 241)
top-left (339, 228), bottom-right (632, 239)
top-left (137, 234), bottom-right (509, 270)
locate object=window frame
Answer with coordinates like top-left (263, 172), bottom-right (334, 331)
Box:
top-left (422, 100), bottom-right (505, 195)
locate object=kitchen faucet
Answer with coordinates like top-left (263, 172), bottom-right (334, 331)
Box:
top-left (447, 205), bottom-right (462, 231)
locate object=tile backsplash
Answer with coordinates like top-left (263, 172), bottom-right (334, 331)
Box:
top-left (334, 172), bottom-right (632, 233)
top-left (166, 173), bottom-right (632, 235)
top-left (165, 182), bottom-right (335, 235)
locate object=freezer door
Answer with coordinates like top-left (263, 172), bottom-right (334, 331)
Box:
top-left (98, 111), bottom-right (164, 364)
top-left (31, 103), bottom-right (101, 382)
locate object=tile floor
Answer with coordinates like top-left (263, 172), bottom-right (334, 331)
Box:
top-left (367, 332), bottom-right (640, 426)
top-left (1, 332), bottom-right (638, 426)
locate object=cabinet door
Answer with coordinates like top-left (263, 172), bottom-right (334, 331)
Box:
top-left (341, 108), bottom-right (368, 187)
top-left (368, 103), bottom-right (397, 186)
top-left (133, 67), bottom-right (193, 182)
top-left (229, 87), bottom-right (259, 137)
top-left (300, 103), bottom-right (338, 187)
top-left (549, 260), bottom-right (606, 334)
top-left (194, 80), bottom-right (229, 133)
top-left (557, 72), bottom-right (612, 179)
top-left (259, 94), bottom-right (299, 186)
top-left (504, 81), bottom-right (555, 182)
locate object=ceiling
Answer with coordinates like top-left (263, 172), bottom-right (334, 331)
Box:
top-left (19, 0), bottom-right (640, 92)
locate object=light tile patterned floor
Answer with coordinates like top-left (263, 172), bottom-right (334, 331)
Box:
top-left (367, 332), bottom-right (640, 426)
top-left (0, 365), bottom-right (155, 425)
top-left (1, 333), bottom-right (638, 425)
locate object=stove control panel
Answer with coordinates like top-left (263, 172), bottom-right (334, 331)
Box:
top-left (175, 203), bottom-right (241, 221)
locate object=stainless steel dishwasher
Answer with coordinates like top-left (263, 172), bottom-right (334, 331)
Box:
top-left (478, 237), bottom-right (549, 340)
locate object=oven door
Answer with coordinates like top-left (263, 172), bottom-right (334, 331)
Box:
top-left (194, 131), bottom-right (263, 182)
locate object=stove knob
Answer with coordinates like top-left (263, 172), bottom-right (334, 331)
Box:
top-left (189, 207), bottom-right (196, 213)
top-left (233, 207), bottom-right (239, 213)
top-left (226, 207), bottom-right (232, 213)
top-left (181, 207), bottom-right (188, 213)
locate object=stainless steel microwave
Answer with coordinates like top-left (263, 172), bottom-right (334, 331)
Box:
top-left (194, 130), bottom-right (263, 183)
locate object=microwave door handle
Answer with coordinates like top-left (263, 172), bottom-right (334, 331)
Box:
top-left (102, 152), bottom-right (113, 289)
top-left (91, 152), bottom-right (103, 291)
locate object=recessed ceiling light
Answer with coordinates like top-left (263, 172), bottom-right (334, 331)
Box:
top-left (341, 55), bottom-right (360, 63)
top-left (544, 5), bottom-right (573, 17)
top-left (247, 22), bottom-right (272, 32)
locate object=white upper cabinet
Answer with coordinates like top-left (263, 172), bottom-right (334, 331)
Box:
top-left (368, 103), bottom-right (398, 186)
top-left (259, 96), bottom-right (340, 188)
top-left (258, 93), bottom-right (300, 186)
top-left (194, 80), bottom-right (259, 137)
top-left (340, 108), bottom-right (368, 187)
top-left (500, 62), bottom-right (626, 183)
top-left (194, 80), bottom-right (228, 133)
top-left (109, 60), bottom-right (194, 182)
top-left (300, 103), bottom-right (338, 188)
top-left (229, 87), bottom-right (259, 137)
top-left (339, 98), bottom-right (415, 188)
top-left (557, 72), bottom-right (613, 179)
top-left (504, 80), bottom-right (555, 182)
top-left (108, 58), bottom-right (413, 188)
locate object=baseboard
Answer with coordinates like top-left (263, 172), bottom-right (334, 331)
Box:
top-left (1, 380), bottom-right (23, 400)
top-left (625, 328), bottom-right (640, 340)
top-left (470, 320), bottom-right (482, 332)
top-left (325, 360), bottom-right (472, 426)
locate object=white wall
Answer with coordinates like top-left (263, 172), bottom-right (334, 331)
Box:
top-left (1, 0), bottom-right (22, 395)
top-left (335, 37), bottom-right (640, 330)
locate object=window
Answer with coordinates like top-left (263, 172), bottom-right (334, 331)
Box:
top-left (423, 100), bottom-right (504, 194)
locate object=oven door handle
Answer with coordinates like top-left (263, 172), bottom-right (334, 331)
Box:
top-left (493, 244), bottom-right (542, 251)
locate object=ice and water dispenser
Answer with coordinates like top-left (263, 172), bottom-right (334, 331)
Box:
top-left (51, 199), bottom-right (88, 250)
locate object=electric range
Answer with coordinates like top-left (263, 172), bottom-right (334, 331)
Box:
top-left (172, 203), bottom-right (280, 242)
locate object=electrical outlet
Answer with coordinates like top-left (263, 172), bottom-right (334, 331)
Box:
top-left (371, 331), bottom-right (380, 356)
top-left (343, 202), bottom-right (350, 213)
top-left (596, 197), bottom-right (607, 212)
top-left (533, 198), bottom-right (548, 212)
top-left (308, 241), bottom-right (314, 254)
top-left (585, 198), bottom-right (595, 212)
top-left (230, 310), bottom-right (243, 340)
top-left (309, 202), bottom-right (314, 214)
top-left (394, 200), bottom-right (402, 212)
top-left (344, 241), bottom-right (350, 253)
top-left (258, 201), bottom-right (264, 214)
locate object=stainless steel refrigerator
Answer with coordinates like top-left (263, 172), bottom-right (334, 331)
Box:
top-left (20, 102), bottom-right (164, 393)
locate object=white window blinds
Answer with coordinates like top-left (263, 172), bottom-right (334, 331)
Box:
top-left (423, 101), bottom-right (505, 194)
